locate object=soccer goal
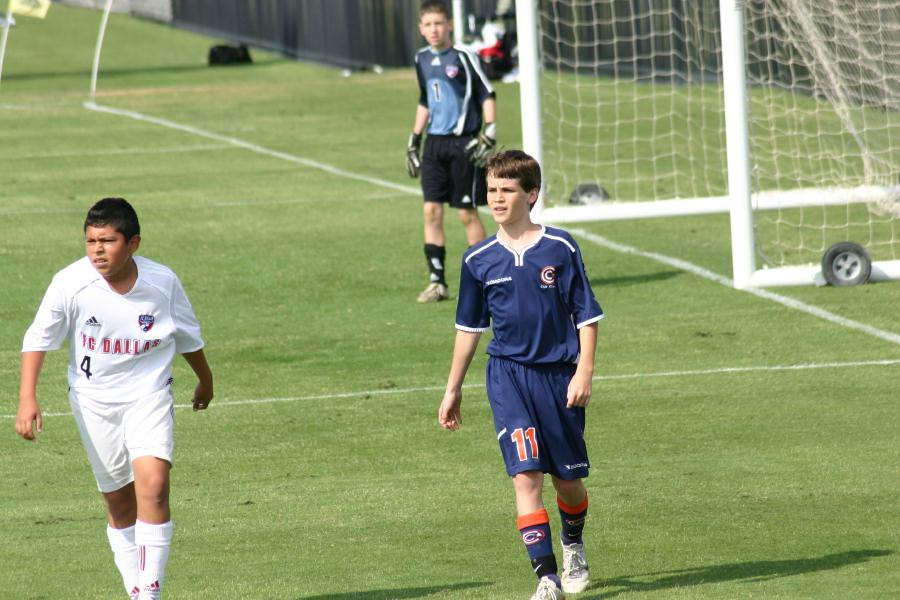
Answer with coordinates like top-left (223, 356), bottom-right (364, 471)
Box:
top-left (516, 0), bottom-right (900, 288)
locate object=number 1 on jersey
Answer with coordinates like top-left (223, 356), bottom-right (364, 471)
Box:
top-left (80, 355), bottom-right (93, 380)
top-left (511, 427), bottom-right (538, 461)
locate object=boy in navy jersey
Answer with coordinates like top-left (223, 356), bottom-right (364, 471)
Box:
top-left (439, 151), bottom-right (603, 599)
top-left (406, 0), bottom-right (497, 303)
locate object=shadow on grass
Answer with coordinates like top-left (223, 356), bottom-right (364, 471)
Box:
top-left (591, 270), bottom-right (681, 288)
top-left (579, 549), bottom-right (893, 599)
top-left (297, 581), bottom-right (491, 599)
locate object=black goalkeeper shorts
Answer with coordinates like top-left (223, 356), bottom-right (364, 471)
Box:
top-left (420, 135), bottom-right (487, 209)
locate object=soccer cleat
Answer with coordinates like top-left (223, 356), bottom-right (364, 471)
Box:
top-left (417, 282), bottom-right (449, 303)
top-left (530, 576), bottom-right (566, 600)
top-left (560, 541), bottom-right (590, 594)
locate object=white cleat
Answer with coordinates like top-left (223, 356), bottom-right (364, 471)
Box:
top-left (417, 282), bottom-right (449, 303)
top-left (561, 541), bottom-right (590, 594)
top-left (530, 576), bottom-right (566, 600)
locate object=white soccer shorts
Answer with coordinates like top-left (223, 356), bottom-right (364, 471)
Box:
top-left (69, 387), bottom-right (175, 493)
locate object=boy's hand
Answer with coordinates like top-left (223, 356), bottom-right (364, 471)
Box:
top-left (406, 133), bottom-right (422, 178)
top-left (465, 123), bottom-right (496, 167)
top-left (15, 397), bottom-right (42, 441)
top-left (438, 389), bottom-right (463, 431)
top-left (566, 369), bottom-right (593, 408)
top-left (192, 381), bottom-right (214, 411)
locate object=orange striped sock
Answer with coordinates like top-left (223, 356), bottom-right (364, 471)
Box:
top-left (518, 508), bottom-right (558, 579)
top-left (557, 493), bottom-right (588, 545)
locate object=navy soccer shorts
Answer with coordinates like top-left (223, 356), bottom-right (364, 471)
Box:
top-left (420, 135), bottom-right (487, 209)
top-left (486, 356), bottom-right (590, 480)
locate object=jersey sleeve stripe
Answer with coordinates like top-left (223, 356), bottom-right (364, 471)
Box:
top-left (543, 233), bottom-right (577, 253)
top-left (576, 314), bottom-right (605, 329)
top-left (454, 50), bottom-right (474, 136)
top-left (464, 238), bottom-right (500, 263)
top-left (455, 323), bottom-right (490, 333)
top-left (457, 45), bottom-right (495, 94)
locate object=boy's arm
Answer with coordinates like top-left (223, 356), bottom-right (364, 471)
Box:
top-left (482, 96), bottom-right (496, 125)
top-left (413, 104), bottom-right (430, 136)
top-left (182, 349), bottom-right (214, 411)
top-left (567, 322), bottom-right (598, 408)
top-left (16, 351), bottom-right (47, 440)
top-left (438, 330), bottom-right (482, 431)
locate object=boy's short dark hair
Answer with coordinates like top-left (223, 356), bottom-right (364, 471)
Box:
top-left (84, 197), bottom-right (141, 241)
top-left (420, 0), bottom-right (450, 19)
top-left (486, 150), bottom-right (542, 194)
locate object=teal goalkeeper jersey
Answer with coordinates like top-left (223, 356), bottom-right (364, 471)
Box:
top-left (415, 45), bottom-right (495, 136)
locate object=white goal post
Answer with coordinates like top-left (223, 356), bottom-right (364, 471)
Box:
top-left (517, 0), bottom-right (900, 288)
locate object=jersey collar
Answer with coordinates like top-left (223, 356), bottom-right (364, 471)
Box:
top-left (496, 226), bottom-right (545, 267)
top-left (428, 45), bottom-right (453, 56)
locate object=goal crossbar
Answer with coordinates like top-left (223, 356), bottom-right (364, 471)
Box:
top-left (539, 186), bottom-right (900, 223)
top-left (518, 0), bottom-right (900, 289)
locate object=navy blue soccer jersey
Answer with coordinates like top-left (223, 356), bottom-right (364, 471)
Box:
top-left (456, 226), bottom-right (604, 364)
top-left (415, 45), bottom-right (495, 136)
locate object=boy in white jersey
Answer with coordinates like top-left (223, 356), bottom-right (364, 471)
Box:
top-left (15, 197), bottom-right (214, 600)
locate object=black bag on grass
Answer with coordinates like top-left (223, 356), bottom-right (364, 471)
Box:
top-left (208, 45), bottom-right (252, 66)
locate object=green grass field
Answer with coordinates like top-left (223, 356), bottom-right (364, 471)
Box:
top-left (1, 7), bottom-right (899, 599)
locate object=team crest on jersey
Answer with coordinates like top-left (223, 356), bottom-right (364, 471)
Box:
top-left (540, 266), bottom-right (557, 287)
top-left (138, 314), bottom-right (155, 332)
top-left (445, 64), bottom-right (459, 78)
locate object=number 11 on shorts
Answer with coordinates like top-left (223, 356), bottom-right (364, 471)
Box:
top-left (511, 427), bottom-right (538, 461)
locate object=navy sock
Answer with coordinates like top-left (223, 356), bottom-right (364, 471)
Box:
top-left (557, 493), bottom-right (589, 545)
top-left (518, 508), bottom-right (559, 580)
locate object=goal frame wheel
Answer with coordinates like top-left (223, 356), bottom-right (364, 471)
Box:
top-left (821, 242), bottom-right (872, 287)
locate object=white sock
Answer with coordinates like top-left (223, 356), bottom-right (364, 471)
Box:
top-left (106, 524), bottom-right (139, 599)
top-left (135, 520), bottom-right (173, 600)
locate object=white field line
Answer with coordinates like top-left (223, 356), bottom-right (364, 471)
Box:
top-left (2, 359), bottom-right (897, 420)
top-left (0, 102), bottom-right (76, 110)
top-left (0, 206), bottom-right (88, 215)
top-left (1, 143), bottom-right (234, 161)
top-left (83, 101), bottom-right (421, 197)
top-left (568, 227), bottom-right (900, 346)
top-left (78, 102), bottom-right (899, 346)
top-left (0, 194), bottom-right (393, 216)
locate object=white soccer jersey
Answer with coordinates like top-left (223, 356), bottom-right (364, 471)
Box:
top-left (22, 256), bottom-right (204, 403)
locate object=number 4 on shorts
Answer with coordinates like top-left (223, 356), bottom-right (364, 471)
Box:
top-left (511, 427), bottom-right (539, 461)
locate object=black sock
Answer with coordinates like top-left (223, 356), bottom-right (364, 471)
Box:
top-left (424, 244), bottom-right (446, 285)
top-left (531, 554), bottom-right (559, 580)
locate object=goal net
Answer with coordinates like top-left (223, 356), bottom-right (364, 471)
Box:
top-left (530, 0), bottom-right (900, 286)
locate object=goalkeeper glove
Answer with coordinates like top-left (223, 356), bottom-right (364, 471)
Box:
top-left (465, 122), bottom-right (496, 167)
top-left (406, 133), bottom-right (422, 178)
